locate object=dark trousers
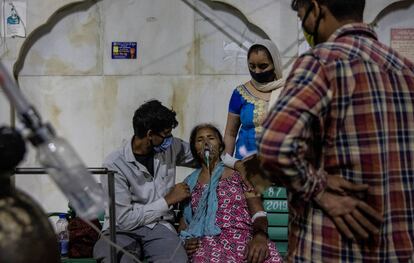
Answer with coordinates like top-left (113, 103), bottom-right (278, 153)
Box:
top-left (93, 224), bottom-right (187, 263)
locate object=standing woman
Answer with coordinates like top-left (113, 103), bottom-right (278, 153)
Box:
top-left (223, 40), bottom-right (284, 161)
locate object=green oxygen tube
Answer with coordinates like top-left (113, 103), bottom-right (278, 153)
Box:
top-left (204, 145), bottom-right (210, 174)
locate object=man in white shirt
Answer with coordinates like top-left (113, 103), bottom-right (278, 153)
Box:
top-left (94, 100), bottom-right (197, 262)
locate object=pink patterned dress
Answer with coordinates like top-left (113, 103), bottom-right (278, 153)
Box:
top-left (190, 172), bottom-right (283, 263)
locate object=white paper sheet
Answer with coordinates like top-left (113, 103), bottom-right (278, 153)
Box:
top-left (2, 1), bottom-right (26, 38)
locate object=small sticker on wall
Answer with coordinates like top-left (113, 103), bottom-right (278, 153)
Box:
top-left (2, 1), bottom-right (27, 38)
top-left (112, 42), bottom-right (137, 59)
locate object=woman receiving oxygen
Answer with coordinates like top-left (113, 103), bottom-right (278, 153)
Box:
top-left (179, 124), bottom-right (282, 263)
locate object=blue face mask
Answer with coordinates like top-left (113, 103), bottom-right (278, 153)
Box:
top-left (153, 136), bottom-right (173, 153)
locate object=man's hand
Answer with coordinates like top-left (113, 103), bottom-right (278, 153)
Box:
top-left (184, 238), bottom-right (200, 255)
top-left (326, 175), bottom-right (369, 195)
top-left (314, 190), bottom-right (382, 240)
top-left (237, 155), bottom-right (274, 193)
top-left (164, 183), bottom-right (190, 206)
top-left (234, 159), bottom-right (254, 189)
top-left (245, 232), bottom-right (269, 263)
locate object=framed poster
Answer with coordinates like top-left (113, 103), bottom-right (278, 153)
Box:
top-left (391, 28), bottom-right (414, 62)
top-left (112, 42), bottom-right (137, 59)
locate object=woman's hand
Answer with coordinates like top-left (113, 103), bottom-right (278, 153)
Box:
top-left (177, 217), bottom-right (187, 233)
top-left (184, 238), bottom-right (201, 255)
top-left (245, 232), bottom-right (269, 263)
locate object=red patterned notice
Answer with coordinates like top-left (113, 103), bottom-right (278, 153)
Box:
top-left (391, 28), bottom-right (414, 63)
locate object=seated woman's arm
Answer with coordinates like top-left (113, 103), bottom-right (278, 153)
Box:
top-left (245, 194), bottom-right (268, 234)
top-left (245, 193), bottom-right (269, 263)
top-left (178, 216), bottom-right (187, 233)
top-left (178, 216), bottom-right (200, 256)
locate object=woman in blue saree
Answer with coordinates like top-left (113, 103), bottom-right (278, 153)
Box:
top-left (223, 40), bottom-right (285, 161)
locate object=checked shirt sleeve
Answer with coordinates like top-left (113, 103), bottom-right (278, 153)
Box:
top-left (257, 53), bottom-right (331, 201)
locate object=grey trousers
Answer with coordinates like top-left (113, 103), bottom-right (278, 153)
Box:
top-left (93, 224), bottom-right (187, 263)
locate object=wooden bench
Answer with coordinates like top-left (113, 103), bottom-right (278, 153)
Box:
top-left (262, 187), bottom-right (289, 257)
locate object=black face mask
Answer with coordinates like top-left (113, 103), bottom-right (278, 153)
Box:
top-left (249, 69), bottom-right (275, 84)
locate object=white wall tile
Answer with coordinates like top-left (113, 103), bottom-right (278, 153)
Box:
top-left (365, 0), bottom-right (407, 23)
top-left (375, 2), bottom-right (414, 46)
top-left (26, 0), bottom-right (80, 32)
top-left (212, 0), bottom-right (298, 58)
top-left (20, 3), bottom-right (102, 75)
top-left (18, 76), bottom-right (105, 165)
top-left (99, 75), bottom-right (244, 156)
top-left (102, 0), bottom-right (195, 75)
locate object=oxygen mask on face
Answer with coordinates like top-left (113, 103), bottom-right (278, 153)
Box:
top-left (199, 140), bottom-right (217, 169)
top-left (202, 143), bottom-right (212, 165)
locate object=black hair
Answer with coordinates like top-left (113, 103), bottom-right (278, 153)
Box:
top-left (132, 100), bottom-right (178, 138)
top-left (291, 0), bottom-right (365, 22)
top-left (189, 123), bottom-right (225, 165)
top-left (247, 45), bottom-right (274, 64)
top-left (0, 126), bottom-right (26, 172)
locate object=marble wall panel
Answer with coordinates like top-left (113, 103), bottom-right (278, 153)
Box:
top-left (20, 3), bottom-right (102, 76)
top-left (0, 0), bottom-right (77, 66)
top-left (210, 0), bottom-right (299, 58)
top-left (100, 75), bottom-right (243, 158)
top-left (15, 76), bottom-right (105, 212)
top-left (365, 0), bottom-right (409, 23)
top-left (375, 2), bottom-right (414, 46)
top-left (101, 76), bottom-right (176, 155)
top-left (215, 0), bottom-right (406, 25)
top-left (195, 0), bottom-right (265, 75)
top-left (26, 0), bottom-right (79, 32)
top-left (102, 0), bottom-right (195, 75)
top-left (98, 75), bottom-right (243, 183)
top-left (18, 76), bottom-right (105, 165)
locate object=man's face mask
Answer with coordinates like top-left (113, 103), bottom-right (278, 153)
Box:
top-left (249, 69), bottom-right (275, 84)
top-left (303, 30), bottom-right (315, 48)
top-left (301, 4), bottom-right (322, 48)
top-left (152, 134), bottom-right (173, 153)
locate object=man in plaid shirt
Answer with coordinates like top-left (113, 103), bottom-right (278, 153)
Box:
top-left (257, 0), bottom-right (414, 261)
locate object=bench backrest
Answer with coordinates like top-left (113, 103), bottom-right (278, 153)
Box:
top-left (262, 187), bottom-right (288, 256)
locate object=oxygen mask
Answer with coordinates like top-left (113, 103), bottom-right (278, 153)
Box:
top-left (202, 143), bottom-right (213, 166)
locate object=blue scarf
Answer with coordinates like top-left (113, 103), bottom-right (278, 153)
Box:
top-left (180, 162), bottom-right (224, 240)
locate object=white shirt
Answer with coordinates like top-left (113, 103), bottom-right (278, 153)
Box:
top-left (101, 137), bottom-right (196, 232)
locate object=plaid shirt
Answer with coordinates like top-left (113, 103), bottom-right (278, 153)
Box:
top-left (258, 23), bottom-right (414, 262)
